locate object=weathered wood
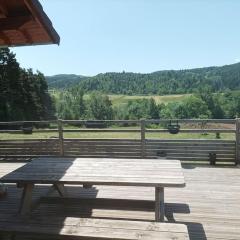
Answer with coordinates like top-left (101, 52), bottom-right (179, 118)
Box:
top-left (0, 118), bottom-right (237, 164)
top-left (58, 119), bottom-right (64, 156)
top-left (141, 120), bottom-right (146, 158)
top-left (0, 120), bottom-right (57, 125)
top-left (236, 118), bottom-right (240, 164)
top-left (19, 183), bottom-right (34, 215)
top-left (146, 119), bottom-right (236, 124)
top-left (1, 162), bottom-right (240, 240)
top-left (0, 158), bottom-right (185, 187)
top-left (1, 158), bottom-right (185, 220)
top-left (62, 119), bottom-right (140, 124)
top-left (0, 217), bottom-right (189, 240)
top-left (53, 183), bottom-right (66, 197)
top-left (155, 187), bottom-right (165, 222)
top-left (64, 129), bottom-right (140, 133)
top-left (146, 129), bottom-right (235, 133)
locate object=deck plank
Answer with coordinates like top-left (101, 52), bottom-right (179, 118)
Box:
top-left (0, 162), bottom-right (240, 239)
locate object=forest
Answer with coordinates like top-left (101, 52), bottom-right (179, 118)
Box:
top-left (46, 62), bottom-right (240, 95)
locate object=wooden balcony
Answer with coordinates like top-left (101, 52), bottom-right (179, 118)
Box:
top-left (0, 162), bottom-right (240, 239)
top-left (0, 119), bottom-right (240, 239)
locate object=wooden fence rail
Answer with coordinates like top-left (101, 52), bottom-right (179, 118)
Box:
top-left (0, 119), bottom-right (238, 165)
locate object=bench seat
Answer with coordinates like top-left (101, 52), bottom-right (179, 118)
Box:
top-left (0, 216), bottom-right (189, 240)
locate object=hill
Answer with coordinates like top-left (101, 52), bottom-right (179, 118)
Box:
top-left (46, 62), bottom-right (240, 94)
top-left (46, 74), bottom-right (86, 89)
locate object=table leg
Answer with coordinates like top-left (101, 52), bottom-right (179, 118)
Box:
top-left (53, 183), bottom-right (66, 197)
top-left (19, 183), bottom-right (34, 216)
top-left (83, 184), bottom-right (93, 189)
top-left (155, 187), bottom-right (165, 222)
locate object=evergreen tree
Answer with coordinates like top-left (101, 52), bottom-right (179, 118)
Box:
top-left (0, 48), bottom-right (55, 121)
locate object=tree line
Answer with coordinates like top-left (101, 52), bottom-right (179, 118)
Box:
top-left (46, 62), bottom-right (240, 95)
top-left (0, 48), bottom-right (55, 121)
top-left (54, 87), bottom-right (240, 120)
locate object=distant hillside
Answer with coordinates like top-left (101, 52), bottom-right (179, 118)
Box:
top-left (46, 74), bottom-right (86, 89)
top-left (46, 62), bottom-right (240, 94)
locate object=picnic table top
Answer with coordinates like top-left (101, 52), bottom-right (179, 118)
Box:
top-left (0, 157), bottom-right (185, 187)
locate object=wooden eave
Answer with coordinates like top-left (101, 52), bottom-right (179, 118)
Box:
top-left (0, 0), bottom-right (60, 47)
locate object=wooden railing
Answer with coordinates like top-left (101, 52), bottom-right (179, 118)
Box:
top-left (0, 119), bottom-right (239, 165)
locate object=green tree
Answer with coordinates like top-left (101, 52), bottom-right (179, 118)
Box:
top-left (87, 92), bottom-right (113, 120)
top-left (0, 48), bottom-right (55, 121)
top-left (148, 98), bottom-right (159, 119)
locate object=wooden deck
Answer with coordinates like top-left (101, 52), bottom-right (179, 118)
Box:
top-left (0, 162), bottom-right (240, 240)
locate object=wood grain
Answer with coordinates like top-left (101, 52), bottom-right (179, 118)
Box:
top-left (0, 158), bottom-right (185, 188)
top-left (0, 162), bottom-right (240, 239)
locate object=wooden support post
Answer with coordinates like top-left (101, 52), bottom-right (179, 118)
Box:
top-left (58, 119), bottom-right (64, 156)
top-left (19, 183), bottom-right (34, 216)
top-left (236, 118), bottom-right (240, 165)
top-left (141, 119), bottom-right (146, 158)
top-left (155, 187), bottom-right (165, 222)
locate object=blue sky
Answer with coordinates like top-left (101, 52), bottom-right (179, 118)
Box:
top-left (12, 0), bottom-right (240, 76)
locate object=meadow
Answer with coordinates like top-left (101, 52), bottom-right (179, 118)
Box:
top-left (52, 90), bottom-right (190, 107)
top-left (100, 94), bottom-right (190, 106)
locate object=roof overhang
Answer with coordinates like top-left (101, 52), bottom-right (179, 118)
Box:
top-left (0, 0), bottom-right (60, 47)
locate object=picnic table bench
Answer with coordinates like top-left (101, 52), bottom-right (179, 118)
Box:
top-left (0, 157), bottom-right (185, 222)
top-left (0, 216), bottom-right (189, 240)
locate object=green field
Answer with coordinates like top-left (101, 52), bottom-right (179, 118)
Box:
top-left (52, 91), bottom-right (190, 107)
top-left (108, 94), bottom-right (191, 106)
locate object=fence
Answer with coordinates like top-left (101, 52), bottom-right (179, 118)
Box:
top-left (0, 119), bottom-right (239, 165)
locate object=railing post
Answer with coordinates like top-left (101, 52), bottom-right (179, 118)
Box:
top-left (141, 119), bottom-right (146, 158)
top-left (236, 118), bottom-right (240, 164)
top-left (58, 119), bottom-right (64, 156)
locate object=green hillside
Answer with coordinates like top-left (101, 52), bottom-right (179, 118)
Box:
top-left (46, 74), bottom-right (86, 89)
top-left (46, 62), bottom-right (240, 94)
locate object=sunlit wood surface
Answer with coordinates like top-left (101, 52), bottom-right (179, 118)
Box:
top-left (0, 162), bottom-right (240, 240)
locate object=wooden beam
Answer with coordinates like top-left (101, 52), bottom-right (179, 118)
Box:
top-left (0, 32), bottom-right (11, 45)
top-left (0, 15), bottom-right (33, 31)
top-left (19, 28), bottom-right (33, 44)
top-left (24, 0), bottom-right (60, 44)
top-left (0, 2), bottom-right (8, 18)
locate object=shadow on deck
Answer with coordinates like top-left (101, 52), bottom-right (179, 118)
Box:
top-left (1, 162), bottom-right (240, 240)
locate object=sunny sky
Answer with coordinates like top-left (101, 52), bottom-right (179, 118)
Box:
top-left (11, 0), bottom-right (240, 76)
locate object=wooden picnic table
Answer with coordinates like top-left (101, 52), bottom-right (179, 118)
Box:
top-left (0, 157), bottom-right (185, 222)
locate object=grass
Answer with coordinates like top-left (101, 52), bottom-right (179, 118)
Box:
top-left (52, 91), bottom-right (190, 107)
top-left (105, 94), bottom-right (190, 106)
top-left (0, 131), bottom-right (235, 140)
